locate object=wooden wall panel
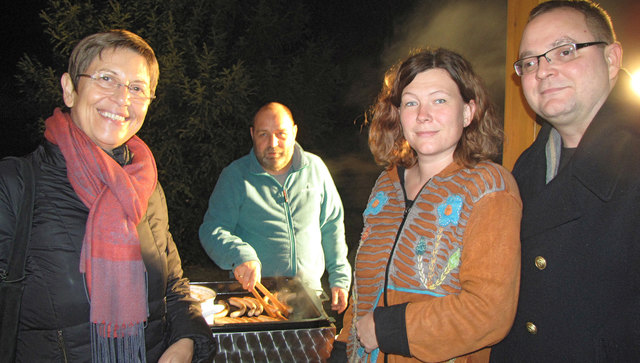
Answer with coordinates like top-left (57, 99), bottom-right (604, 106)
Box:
top-left (502, 0), bottom-right (542, 170)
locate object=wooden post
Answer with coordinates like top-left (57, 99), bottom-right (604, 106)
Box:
top-left (502, 0), bottom-right (542, 170)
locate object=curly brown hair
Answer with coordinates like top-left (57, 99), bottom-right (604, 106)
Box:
top-left (367, 48), bottom-right (503, 169)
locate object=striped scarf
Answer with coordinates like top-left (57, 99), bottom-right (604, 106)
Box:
top-left (44, 108), bottom-right (156, 362)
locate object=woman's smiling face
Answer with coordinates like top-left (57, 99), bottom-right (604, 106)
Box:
top-left (61, 47), bottom-right (152, 152)
top-left (400, 68), bottom-right (475, 164)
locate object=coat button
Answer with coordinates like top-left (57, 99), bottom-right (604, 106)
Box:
top-left (535, 256), bottom-right (547, 270)
top-left (526, 321), bottom-right (537, 335)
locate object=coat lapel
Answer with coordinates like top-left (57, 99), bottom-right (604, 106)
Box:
top-left (520, 169), bottom-right (582, 240)
top-left (516, 73), bottom-right (638, 241)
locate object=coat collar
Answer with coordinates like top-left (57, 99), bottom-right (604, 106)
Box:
top-left (519, 72), bottom-right (640, 239)
top-left (569, 72), bottom-right (639, 201)
top-left (390, 160), bottom-right (466, 185)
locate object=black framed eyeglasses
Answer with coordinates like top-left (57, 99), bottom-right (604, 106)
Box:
top-left (513, 41), bottom-right (608, 76)
top-left (77, 73), bottom-right (155, 102)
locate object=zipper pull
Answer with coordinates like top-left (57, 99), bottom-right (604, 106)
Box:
top-left (283, 189), bottom-right (288, 203)
top-left (403, 200), bottom-right (414, 218)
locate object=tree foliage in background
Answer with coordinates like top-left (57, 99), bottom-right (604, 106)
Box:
top-left (15, 0), bottom-right (348, 266)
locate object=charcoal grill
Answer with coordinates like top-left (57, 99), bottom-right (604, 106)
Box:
top-left (192, 277), bottom-right (336, 362)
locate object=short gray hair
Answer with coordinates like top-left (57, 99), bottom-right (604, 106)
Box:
top-left (68, 29), bottom-right (159, 94)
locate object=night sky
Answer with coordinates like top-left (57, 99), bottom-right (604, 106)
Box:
top-left (2, 0), bottom-right (638, 157)
top-left (4, 0), bottom-right (637, 157)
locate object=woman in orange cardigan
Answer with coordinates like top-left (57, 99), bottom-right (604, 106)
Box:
top-left (334, 48), bottom-right (521, 363)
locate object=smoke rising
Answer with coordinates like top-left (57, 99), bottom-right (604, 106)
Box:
top-left (346, 0), bottom-right (507, 117)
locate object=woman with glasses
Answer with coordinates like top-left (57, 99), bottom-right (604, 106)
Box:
top-left (0, 30), bottom-right (214, 362)
top-left (331, 48), bottom-right (522, 363)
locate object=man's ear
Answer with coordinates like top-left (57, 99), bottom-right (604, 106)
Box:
top-left (605, 42), bottom-right (623, 80)
top-left (292, 124), bottom-right (298, 139)
top-left (61, 73), bottom-right (76, 108)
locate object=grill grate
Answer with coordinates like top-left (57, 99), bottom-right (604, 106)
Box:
top-left (212, 327), bottom-right (336, 362)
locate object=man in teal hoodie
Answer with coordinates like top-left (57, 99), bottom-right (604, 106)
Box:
top-left (199, 102), bottom-right (351, 313)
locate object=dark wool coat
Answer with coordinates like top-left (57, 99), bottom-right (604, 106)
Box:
top-left (0, 141), bottom-right (215, 362)
top-left (491, 74), bottom-right (640, 361)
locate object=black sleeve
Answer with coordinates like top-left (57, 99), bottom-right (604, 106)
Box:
top-left (374, 302), bottom-right (411, 356)
top-left (0, 157), bottom-right (29, 273)
top-left (152, 184), bottom-right (216, 362)
top-left (327, 340), bottom-right (347, 363)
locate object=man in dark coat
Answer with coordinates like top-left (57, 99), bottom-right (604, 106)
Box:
top-left (491, 1), bottom-right (640, 361)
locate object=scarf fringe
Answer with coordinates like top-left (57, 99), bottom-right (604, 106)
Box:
top-left (91, 323), bottom-right (146, 363)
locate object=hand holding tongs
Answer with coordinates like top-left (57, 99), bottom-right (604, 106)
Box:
top-left (250, 281), bottom-right (290, 319)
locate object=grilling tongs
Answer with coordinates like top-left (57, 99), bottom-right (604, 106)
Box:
top-left (250, 281), bottom-right (290, 319)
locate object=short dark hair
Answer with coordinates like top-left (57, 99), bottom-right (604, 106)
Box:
top-left (529, 0), bottom-right (616, 43)
top-left (367, 48), bottom-right (502, 169)
top-left (68, 29), bottom-right (159, 94)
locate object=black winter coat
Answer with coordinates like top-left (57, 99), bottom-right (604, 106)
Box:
top-left (491, 74), bottom-right (640, 361)
top-left (0, 142), bottom-right (215, 362)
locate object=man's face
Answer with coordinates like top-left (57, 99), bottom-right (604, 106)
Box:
top-left (519, 8), bottom-right (619, 139)
top-left (250, 107), bottom-right (298, 175)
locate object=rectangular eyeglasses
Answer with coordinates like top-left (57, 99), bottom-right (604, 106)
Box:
top-left (513, 41), bottom-right (608, 76)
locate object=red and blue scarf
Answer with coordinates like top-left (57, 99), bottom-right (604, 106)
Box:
top-left (45, 108), bottom-right (156, 362)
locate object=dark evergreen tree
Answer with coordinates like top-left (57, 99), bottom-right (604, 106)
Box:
top-left (14, 0), bottom-right (347, 266)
